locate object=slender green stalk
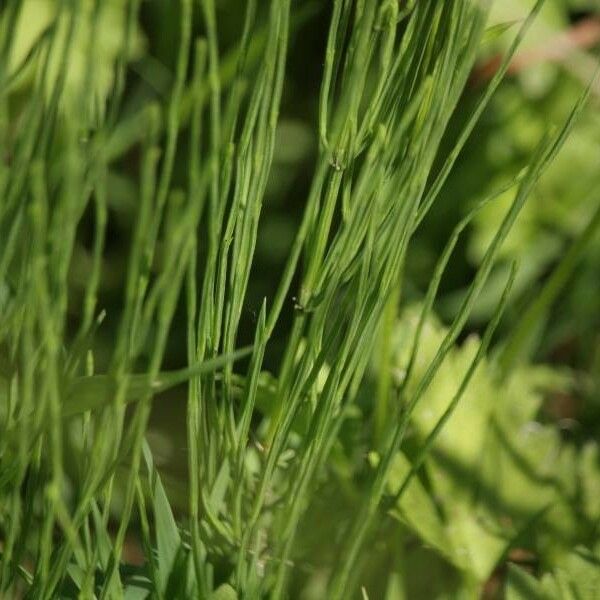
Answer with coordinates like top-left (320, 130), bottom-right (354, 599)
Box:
top-left (1, 1), bottom-right (595, 598)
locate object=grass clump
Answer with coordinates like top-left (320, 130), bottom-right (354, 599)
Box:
top-left (1, 0), bottom-right (599, 598)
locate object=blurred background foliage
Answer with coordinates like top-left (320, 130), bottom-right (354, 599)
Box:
top-left (4, 0), bottom-right (600, 597)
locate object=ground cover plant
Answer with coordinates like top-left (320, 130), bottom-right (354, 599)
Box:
top-left (1, 0), bottom-right (600, 598)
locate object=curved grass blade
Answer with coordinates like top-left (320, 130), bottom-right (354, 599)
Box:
top-left (499, 195), bottom-right (600, 375)
top-left (388, 261), bottom-right (517, 507)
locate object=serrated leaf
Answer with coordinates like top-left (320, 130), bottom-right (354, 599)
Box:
top-left (505, 564), bottom-right (553, 600)
top-left (387, 452), bottom-right (458, 568)
top-left (557, 548), bottom-right (600, 599)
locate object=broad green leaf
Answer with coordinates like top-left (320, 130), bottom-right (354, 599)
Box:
top-left (507, 548), bottom-right (600, 600)
top-left (505, 564), bottom-right (553, 600)
top-left (7, 0), bottom-right (144, 118)
top-left (445, 507), bottom-right (507, 582)
top-left (555, 547), bottom-right (600, 599)
top-left (393, 310), bottom-right (497, 502)
top-left (390, 307), bottom-right (580, 582)
top-left (387, 453), bottom-right (458, 568)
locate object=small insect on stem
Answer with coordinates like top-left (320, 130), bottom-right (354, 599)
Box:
top-left (293, 296), bottom-right (319, 314)
top-left (292, 296), bottom-right (308, 313)
top-left (329, 152), bottom-right (345, 172)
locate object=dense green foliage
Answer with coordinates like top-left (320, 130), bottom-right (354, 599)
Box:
top-left (0, 0), bottom-right (599, 598)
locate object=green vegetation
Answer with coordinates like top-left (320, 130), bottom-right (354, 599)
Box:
top-left (1, 0), bottom-right (599, 598)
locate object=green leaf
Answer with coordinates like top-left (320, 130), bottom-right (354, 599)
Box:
top-left (123, 583), bottom-right (152, 600)
top-left (121, 565), bottom-right (153, 600)
top-left (63, 346), bottom-right (253, 417)
top-left (209, 459), bottom-right (230, 514)
top-left (505, 564), bottom-right (553, 600)
top-left (387, 453), bottom-right (457, 568)
top-left (7, 0), bottom-right (144, 119)
top-left (507, 548), bottom-right (600, 600)
top-left (445, 507), bottom-right (507, 582)
top-left (164, 545), bottom-right (191, 600)
top-left (580, 442), bottom-right (600, 524)
top-left (557, 548), bottom-right (600, 599)
top-left (212, 583), bottom-right (238, 600)
top-left (90, 501), bottom-right (115, 571)
top-left (482, 20), bottom-right (521, 45)
top-left (142, 441), bottom-right (182, 596)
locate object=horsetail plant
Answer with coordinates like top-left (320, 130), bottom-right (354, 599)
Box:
top-left (0, 0), bottom-right (596, 598)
